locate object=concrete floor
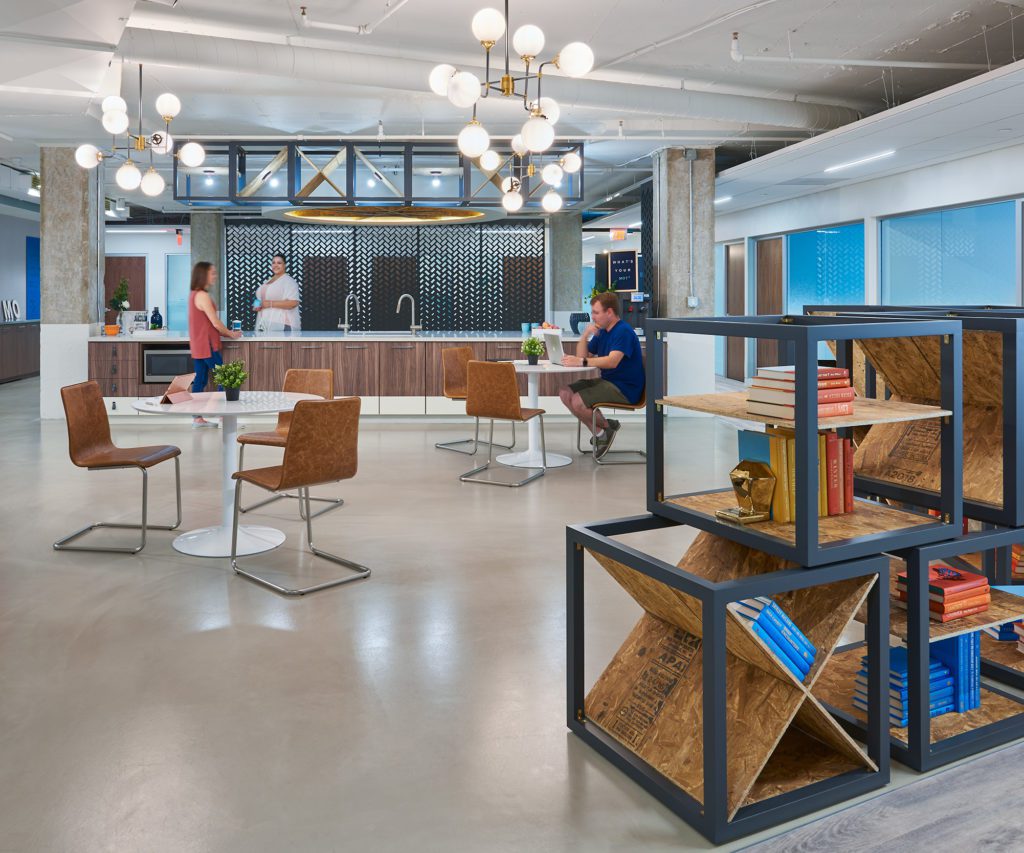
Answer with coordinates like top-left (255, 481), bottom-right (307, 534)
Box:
top-left (0, 378), bottom-right (1010, 852)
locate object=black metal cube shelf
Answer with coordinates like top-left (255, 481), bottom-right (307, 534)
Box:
top-left (814, 528), bottom-right (1024, 772)
top-left (644, 315), bottom-right (964, 567)
top-left (567, 514), bottom-right (891, 845)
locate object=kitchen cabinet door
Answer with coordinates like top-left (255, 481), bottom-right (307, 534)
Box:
top-left (379, 341), bottom-right (425, 396)
top-left (333, 341), bottom-right (379, 397)
top-left (292, 341), bottom-right (332, 372)
top-left (425, 341), bottom-right (488, 397)
top-left (247, 341), bottom-right (288, 391)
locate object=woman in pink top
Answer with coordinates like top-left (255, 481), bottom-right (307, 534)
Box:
top-left (189, 261), bottom-right (241, 428)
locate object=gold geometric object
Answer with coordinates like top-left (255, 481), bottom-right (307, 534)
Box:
top-left (715, 459), bottom-right (775, 525)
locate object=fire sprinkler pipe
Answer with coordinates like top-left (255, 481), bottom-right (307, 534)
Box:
top-left (730, 32), bottom-right (993, 71)
top-left (299, 0), bottom-right (412, 36)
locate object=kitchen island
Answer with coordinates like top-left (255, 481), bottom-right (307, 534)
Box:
top-left (88, 329), bottom-right (646, 416)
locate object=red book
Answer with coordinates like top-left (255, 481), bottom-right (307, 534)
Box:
top-left (756, 366), bottom-right (849, 381)
top-left (753, 377), bottom-right (852, 391)
top-left (818, 401), bottom-right (854, 418)
top-left (892, 600), bottom-right (991, 622)
top-left (825, 432), bottom-right (841, 515)
top-left (745, 401), bottom-right (855, 420)
top-left (746, 386), bottom-right (856, 405)
top-left (896, 591), bottom-right (991, 613)
top-left (842, 437), bottom-right (854, 513)
top-left (894, 565), bottom-right (989, 598)
top-left (894, 583), bottom-right (993, 605)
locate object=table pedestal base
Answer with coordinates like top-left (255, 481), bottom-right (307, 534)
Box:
top-left (496, 450), bottom-right (573, 469)
top-left (172, 524), bottom-right (286, 558)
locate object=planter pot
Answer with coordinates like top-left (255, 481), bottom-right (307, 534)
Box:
top-left (569, 312), bottom-right (590, 335)
top-left (104, 324), bottom-right (120, 336)
top-left (527, 354), bottom-right (539, 366)
top-left (224, 386), bottom-right (241, 402)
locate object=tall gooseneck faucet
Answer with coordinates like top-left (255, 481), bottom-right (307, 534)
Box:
top-left (339, 293), bottom-right (360, 333)
top-left (396, 293), bottom-right (421, 334)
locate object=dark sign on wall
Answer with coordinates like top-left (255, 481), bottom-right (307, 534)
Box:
top-left (224, 220), bottom-right (545, 332)
top-left (608, 250), bottom-right (638, 291)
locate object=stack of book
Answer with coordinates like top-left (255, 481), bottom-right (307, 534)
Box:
top-left (893, 565), bottom-right (990, 622)
top-left (730, 597), bottom-right (817, 682)
top-left (737, 427), bottom-right (854, 522)
top-left (983, 621), bottom-right (1020, 642)
top-left (852, 647), bottom-right (955, 728)
top-left (1011, 545), bottom-right (1024, 580)
top-left (745, 365), bottom-right (855, 421)
top-left (932, 632), bottom-right (981, 712)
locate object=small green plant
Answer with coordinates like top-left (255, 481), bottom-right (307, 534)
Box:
top-left (108, 277), bottom-right (130, 314)
top-left (521, 336), bottom-right (545, 357)
top-left (212, 360), bottom-right (249, 389)
top-left (588, 281), bottom-right (617, 300)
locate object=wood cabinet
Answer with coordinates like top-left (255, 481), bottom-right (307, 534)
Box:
top-left (425, 341), bottom-right (488, 397)
top-left (379, 341), bottom-right (425, 396)
top-left (333, 341), bottom-right (378, 397)
top-left (292, 341), bottom-right (332, 371)
top-left (87, 340), bottom-right (139, 396)
top-left (0, 323), bottom-right (39, 384)
top-left (247, 341), bottom-right (288, 391)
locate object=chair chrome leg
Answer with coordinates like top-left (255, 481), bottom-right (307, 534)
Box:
top-left (587, 405), bottom-right (648, 466)
top-left (53, 458), bottom-right (182, 554)
top-left (238, 442), bottom-right (344, 518)
top-left (232, 485), bottom-right (371, 596)
top-left (460, 418), bottom-right (544, 488)
top-left (436, 417), bottom-right (515, 455)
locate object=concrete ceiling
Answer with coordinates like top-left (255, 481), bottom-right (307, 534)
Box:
top-left (1, 0), bottom-right (1022, 214)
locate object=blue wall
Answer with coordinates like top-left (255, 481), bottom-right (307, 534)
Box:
top-left (25, 236), bottom-right (40, 320)
top-left (786, 223), bottom-right (865, 313)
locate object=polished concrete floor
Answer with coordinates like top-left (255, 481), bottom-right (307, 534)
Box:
top-left (0, 378), bottom-right (1010, 852)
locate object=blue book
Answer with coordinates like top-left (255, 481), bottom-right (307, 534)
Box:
top-left (737, 429), bottom-right (772, 466)
top-left (736, 598), bottom-right (817, 662)
top-left (748, 621), bottom-right (808, 680)
top-left (933, 635), bottom-right (969, 712)
top-left (864, 647), bottom-right (946, 680)
top-left (970, 630), bottom-right (980, 709)
top-left (855, 673), bottom-right (955, 699)
top-left (854, 687), bottom-right (953, 713)
top-left (756, 611), bottom-right (814, 673)
top-left (853, 696), bottom-right (955, 727)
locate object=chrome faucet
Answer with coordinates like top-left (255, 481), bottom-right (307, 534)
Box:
top-left (396, 293), bottom-right (421, 334)
top-left (339, 293), bottom-right (361, 333)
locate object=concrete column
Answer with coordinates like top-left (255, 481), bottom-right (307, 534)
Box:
top-left (651, 147), bottom-right (715, 317)
top-left (190, 211), bottom-right (224, 269)
top-left (548, 212), bottom-right (582, 326)
top-left (39, 147), bottom-right (102, 418)
top-left (650, 147), bottom-right (717, 404)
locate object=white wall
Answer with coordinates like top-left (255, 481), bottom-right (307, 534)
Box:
top-left (103, 227), bottom-right (191, 313)
top-left (0, 209), bottom-right (40, 312)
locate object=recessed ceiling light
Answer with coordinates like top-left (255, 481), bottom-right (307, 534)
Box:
top-left (204, 175), bottom-right (214, 186)
top-left (713, 196), bottom-right (732, 205)
top-left (367, 178), bottom-right (377, 188)
top-left (269, 177), bottom-right (279, 188)
top-left (628, 221), bottom-right (641, 227)
top-left (582, 235), bottom-right (595, 241)
top-left (431, 177), bottom-right (441, 188)
top-left (823, 150), bottom-right (895, 173)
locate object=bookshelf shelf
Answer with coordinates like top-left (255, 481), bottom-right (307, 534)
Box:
top-left (657, 391), bottom-right (950, 429)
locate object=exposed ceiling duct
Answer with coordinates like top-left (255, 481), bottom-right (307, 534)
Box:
top-left (115, 28), bottom-right (862, 132)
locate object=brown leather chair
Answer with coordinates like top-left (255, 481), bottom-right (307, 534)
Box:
top-left (237, 368), bottom-right (341, 518)
top-left (54, 381), bottom-right (182, 553)
top-left (460, 361), bottom-right (547, 487)
top-left (231, 397), bottom-right (370, 595)
top-left (575, 388), bottom-right (648, 465)
top-left (435, 346), bottom-right (515, 455)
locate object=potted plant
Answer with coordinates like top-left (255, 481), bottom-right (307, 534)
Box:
top-left (212, 360), bottom-right (248, 401)
top-left (521, 335), bottom-right (545, 366)
top-left (108, 277), bottom-right (130, 334)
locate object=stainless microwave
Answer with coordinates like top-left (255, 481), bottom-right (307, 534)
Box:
top-left (143, 348), bottom-right (193, 383)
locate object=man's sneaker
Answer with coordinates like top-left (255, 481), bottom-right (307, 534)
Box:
top-left (594, 421), bottom-right (621, 459)
top-left (590, 419), bottom-right (620, 448)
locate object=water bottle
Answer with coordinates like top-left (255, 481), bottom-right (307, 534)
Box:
top-left (150, 306), bottom-right (163, 329)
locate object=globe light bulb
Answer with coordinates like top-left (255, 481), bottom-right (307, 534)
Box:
top-left (149, 131), bottom-right (173, 155)
top-left (542, 190), bottom-right (563, 212)
top-left (154, 92), bottom-right (181, 120)
top-left (500, 176), bottom-right (521, 193)
top-left (510, 134), bottom-right (528, 157)
top-left (102, 95), bottom-right (127, 114)
top-left (557, 42), bottom-right (594, 77)
top-left (530, 96), bottom-right (560, 124)
top-left (178, 141), bottom-right (206, 168)
top-left (541, 163), bottom-right (563, 185)
top-left (501, 190), bottom-right (524, 212)
top-left (140, 167), bottom-right (166, 197)
top-left (447, 70), bottom-right (482, 108)
top-left (560, 151), bottom-right (582, 173)
top-left (512, 24), bottom-right (545, 58)
top-left (471, 7), bottom-right (505, 43)
top-left (115, 160), bottom-right (142, 191)
top-left (457, 121), bottom-right (490, 158)
top-left (520, 115), bottom-right (554, 153)
top-left (101, 110), bottom-right (129, 135)
top-left (478, 149), bottom-right (501, 172)
top-left (75, 144), bottom-right (102, 169)
top-left (428, 63), bottom-right (456, 96)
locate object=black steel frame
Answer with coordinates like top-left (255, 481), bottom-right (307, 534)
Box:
top-left (643, 314), bottom-right (964, 566)
top-left (820, 528), bottom-right (1024, 772)
top-left (172, 139), bottom-right (585, 208)
top-left (566, 513), bottom-right (891, 844)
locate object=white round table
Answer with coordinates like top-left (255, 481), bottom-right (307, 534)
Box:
top-left (133, 391), bottom-right (320, 557)
top-left (496, 360), bottom-right (598, 469)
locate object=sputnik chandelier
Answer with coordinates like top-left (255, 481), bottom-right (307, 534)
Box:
top-left (74, 63), bottom-right (206, 197)
top-left (428, 1), bottom-right (592, 212)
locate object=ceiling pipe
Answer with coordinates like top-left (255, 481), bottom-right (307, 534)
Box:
top-left (730, 32), bottom-right (993, 71)
top-left (299, 0), bottom-right (412, 36)
top-left (116, 28), bottom-right (862, 131)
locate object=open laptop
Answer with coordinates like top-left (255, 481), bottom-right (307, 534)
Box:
top-left (542, 331), bottom-right (566, 365)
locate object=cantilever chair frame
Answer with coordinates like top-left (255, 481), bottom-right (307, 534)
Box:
top-left (436, 346), bottom-right (515, 456)
top-left (575, 392), bottom-right (648, 466)
top-left (460, 415), bottom-right (548, 487)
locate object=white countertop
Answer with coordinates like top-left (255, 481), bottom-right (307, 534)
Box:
top-left (87, 329), bottom-right (645, 344)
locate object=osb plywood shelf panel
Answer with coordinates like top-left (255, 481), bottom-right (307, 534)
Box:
top-left (852, 559), bottom-right (1024, 642)
top-left (981, 634), bottom-right (1024, 669)
top-left (814, 646), bottom-right (1024, 745)
top-left (584, 533), bottom-right (876, 821)
top-left (657, 391), bottom-right (950, 429)
top-left (667, 490), bottom-right (939, 546)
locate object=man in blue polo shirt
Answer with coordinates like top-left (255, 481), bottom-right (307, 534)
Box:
top-left (560, 291), bottom-right (645, 459)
